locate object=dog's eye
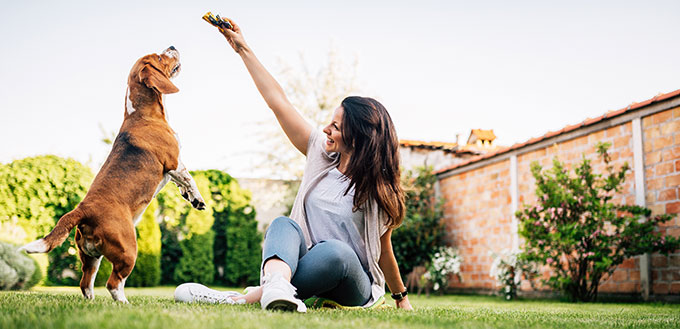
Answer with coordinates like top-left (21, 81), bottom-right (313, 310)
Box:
top-left (158, 55), bottom-right (162, 61)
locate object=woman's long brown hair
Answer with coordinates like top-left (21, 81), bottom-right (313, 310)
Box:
top-left (340, 96), bottom-right (405, 228)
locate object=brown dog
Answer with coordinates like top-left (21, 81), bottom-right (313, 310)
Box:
top-left (20, 46), bottom-right (205, 303)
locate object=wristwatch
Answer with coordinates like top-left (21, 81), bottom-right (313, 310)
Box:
top-left (391, 289), bottom-right (408, 300)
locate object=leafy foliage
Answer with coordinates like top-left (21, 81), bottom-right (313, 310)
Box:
top-left (516, 142), bottom-right (679, 302)
top-left (158, 174), bottom-right (215, 284)
top-left (127, 199), bottom-right (161, 287)
top-left (200, 170), bottom-right (261, 287)
top-left (393, 166), bottom-right (446, 277)
top-left (0, 155), bottom-right (93, 285)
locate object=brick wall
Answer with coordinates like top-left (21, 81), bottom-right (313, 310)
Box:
top-left (437, 102), bottom-right (680, 298)
top-left (642, 108), bottom-right (680, 295)
top-left (440, 160), bottom-right (512, 290)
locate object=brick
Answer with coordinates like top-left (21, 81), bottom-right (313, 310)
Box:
top-left (611, 269), bottom-right (628, 282)
top-left (647, 177), bottom-right (663, 190)
top-left (650, 205), bottom-right (665, 217)
top-left (619, 258), bottom-right (637, 269)
top-left (654, 283), bottom-right (671, 294)
top-left (674, 106), bottom-right (680, 118)
top-left (659, 188), bottom-right (678, 201)
top-left (644, 126), bottom-right (661, 140)
top-left (618, 282), bottom-right (638, 293)
top-left (657, 162), bottom-right (676, 176)
top-left (662, 146), bottom-right (680, 161)
top-left (606, 126), bottom-right (622, 137)
top-left (676, 160), bottom-right (680, 172)
top-left (667, 228), bottom-right (680, 238)
top-left (671, 283), bottom-right (680, 294)
top-left (671, 255), bottom-right (680, 267)
top-left (652, 255), bottom-right (668, 267)
top-left (653, 136), bottom-right (673, 151)
top-left (660, 120), bottom-right (680, 136)
top-left (652, 110), bottom-right (673, 124)
top-left (665, 174), bottom-right (680, 188)
top-left (645, 151), bottom-right (661, 166)
top-left (629, 270), bottom-right (641, 281)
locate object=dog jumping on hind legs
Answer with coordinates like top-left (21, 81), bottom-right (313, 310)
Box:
top-left (20, 46), bottom-right (206, 303)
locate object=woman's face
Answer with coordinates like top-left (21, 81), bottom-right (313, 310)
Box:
top-left (323, 106), bottom-right (351, 155)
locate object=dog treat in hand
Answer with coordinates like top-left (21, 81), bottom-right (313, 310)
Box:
top-left (202, 12), bottom-right (233, 30)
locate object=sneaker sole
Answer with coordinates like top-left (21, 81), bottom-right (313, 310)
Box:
top-left (265, 299), bottom-right (300, 312)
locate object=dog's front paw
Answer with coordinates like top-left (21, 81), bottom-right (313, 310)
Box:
top-left (192, 197), bottom-right (206, 210)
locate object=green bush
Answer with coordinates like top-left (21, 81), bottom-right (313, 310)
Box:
top-left (0, 155), bottom-right (93, 286)
top-left (158, 174), bottom-right (215, 284)
top-left (516, 142), bottom-right (680, 302)
top-left (199, 170), bottom-right (261, 287)
top-left (0, 241), bottom-right (39, 290)
top-left (127, 199), bottom-right (161, 287)
top-left (393, 166), bottom-right (446, 277)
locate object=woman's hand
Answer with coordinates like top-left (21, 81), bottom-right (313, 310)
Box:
top-left (216, 19), bottom-right (249, 54)
top-left (395, 296), bottom-right (413, 310)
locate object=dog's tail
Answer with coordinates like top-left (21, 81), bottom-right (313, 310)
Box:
top-left (19, 208), bottom-right (85, 254)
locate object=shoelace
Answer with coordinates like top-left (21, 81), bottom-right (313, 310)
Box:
top-left (189, 287), bottom-right (242, 304)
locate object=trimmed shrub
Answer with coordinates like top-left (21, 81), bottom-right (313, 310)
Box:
top-left (0, 155), bottom-right (92, 285)
top-left (0, 241), bottom-right (39, 290)
top-left (127, 199), bottom-right (161, 287)
top-left (158, 174), bottom-right (215, 284)
top-left (198, 170), bottom-right (261, 287)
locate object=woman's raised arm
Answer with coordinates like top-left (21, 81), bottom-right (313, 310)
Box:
top-left (217, 20), bottom-right (312, 155)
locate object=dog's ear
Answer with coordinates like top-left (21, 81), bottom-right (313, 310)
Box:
top-left (139, 64), bottom-right (179, 94)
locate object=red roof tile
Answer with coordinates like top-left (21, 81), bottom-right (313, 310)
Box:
top-left (436, 88), bottom-right (680, 175)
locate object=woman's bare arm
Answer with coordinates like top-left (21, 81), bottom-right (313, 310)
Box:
top-left (217, 20), bottom-right (312, 155)
top-left (379, 228), bottom-right (414, 310)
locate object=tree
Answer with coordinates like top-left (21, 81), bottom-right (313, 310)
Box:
top-left (516, 142), bottom-right (679, 302)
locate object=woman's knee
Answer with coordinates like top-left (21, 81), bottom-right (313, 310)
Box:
top-left (266, 216), bottom-right (300, 236)
top-left (315, 240), bottom-right (356, 264)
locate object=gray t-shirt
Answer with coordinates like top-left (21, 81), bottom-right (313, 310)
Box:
top-left (304, 168), bottom-right (369, 271)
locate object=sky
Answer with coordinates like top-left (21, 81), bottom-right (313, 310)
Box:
top-left (1, 0), bottom-right (679, 178)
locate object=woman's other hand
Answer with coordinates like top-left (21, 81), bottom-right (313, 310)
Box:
top-left (396, 296), bottom-right (414, 310)
top-left (217, 19), bottom-right (248, 54)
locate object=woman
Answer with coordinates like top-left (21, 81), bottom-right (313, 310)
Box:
top-left (175, 18), bottom-right (412, 311)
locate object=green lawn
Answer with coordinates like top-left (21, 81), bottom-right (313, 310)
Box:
top-left (1, 286), bottom-right (678, 329)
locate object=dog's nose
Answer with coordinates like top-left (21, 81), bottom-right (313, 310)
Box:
top-left (168, 45), bottom-right (176, 51)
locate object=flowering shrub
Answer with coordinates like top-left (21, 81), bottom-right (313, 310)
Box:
top-left (516, 142), bottom-right (679, 302)
top-left (489, 249), bottom-right (537, 300)
top-left (425, 246), bottom-right (462, 293)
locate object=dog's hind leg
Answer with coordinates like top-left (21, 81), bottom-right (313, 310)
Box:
top-left (79, 252), bottom-right (103, 300)
top-left (106, 255), bottom-right (135, 303)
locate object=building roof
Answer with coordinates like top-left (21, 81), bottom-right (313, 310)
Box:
top-left (467, 129), bottom-right (497, 144)
top-left (436, 88), bottom-right (680, 175)
top-left (400, 139), bottom-right (459, 151)
top-left (399, 139), bottom-right (482, 156)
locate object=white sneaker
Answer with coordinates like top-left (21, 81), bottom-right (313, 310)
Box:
top-left (174, 283), bottom-right (245, 304)
top-left (260, 272), bottom-right (307, 312)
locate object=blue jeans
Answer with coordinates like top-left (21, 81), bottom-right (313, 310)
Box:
top-left (262, 216), bottom-right (372, 306)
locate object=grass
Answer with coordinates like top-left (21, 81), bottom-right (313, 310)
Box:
top-left (1, 286), bottom-right (679, 329)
